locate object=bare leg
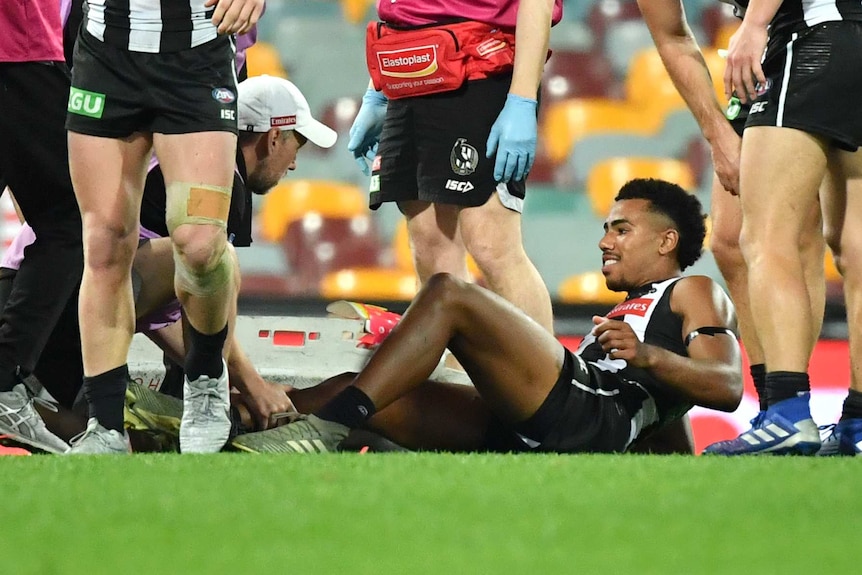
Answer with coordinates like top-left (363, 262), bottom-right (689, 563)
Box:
top-left (348, 273), bottom-right (565, 425)
top-left (739, 127), bottom-right (828, 375)
top-left (69, 132), bottom-right (152, 377)
top-left (290, 372), bottom-right (492, 451)
top-left (154, 131), bottom-right (237, 337)
top-left (460, 193), bottom-right (554, 334)
top-left (823, 150), bottom-right (862, 394)
top-left (709, 174), bottom-right (763, 366)
top-left (402, 196), bottom-right (554, 334)
top-left (401, 201), bottom-right (471, 283)
top-left (132, 237), bottom-right (176, 318)
top-left (710, 173), bottom-right (825, 371)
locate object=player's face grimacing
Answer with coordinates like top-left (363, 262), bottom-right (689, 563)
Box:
top-left (599, 199), bottom-right (676, 292)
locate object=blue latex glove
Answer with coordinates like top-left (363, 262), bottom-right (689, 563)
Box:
top-left (485, 94), bottom-right (538, 183)
top-left (347, 88), bottom-right (388, 176)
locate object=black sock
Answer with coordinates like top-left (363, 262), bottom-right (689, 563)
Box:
top-left (765, 371), bottom-right (810, 406)
top-left (750, 363), bottom-right (767, 411)
top-left (185, 323), bottom-right (228, 381)
top-left (83, 365), bottom-right (129, 432)
top-left (0, 366), bottom-right (20, 394)
top-left (840, 389), bottom-right (862, 422)
top-left (316, 386), bottom-right (376, 428)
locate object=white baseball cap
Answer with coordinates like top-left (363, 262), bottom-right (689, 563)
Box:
top-left (237, 75), bottom-right (337, 149)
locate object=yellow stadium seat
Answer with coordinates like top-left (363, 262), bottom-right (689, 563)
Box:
top-left (557, 271), bottom-right (624, 305)
top-left (713, 21), bottom-right (740, 51)
top-left (824, 250), bottom-right (842, 283)
top-left (625, 48), bottom-right (727, 120)
top-left (701, 48), bottom-right (729, 106)
top-left (244, 41), bottom-right (287, 78)
top-left (258, 180), bottom-right (368, 242)
top-left (320, 268), bottom-right (419, 301)
top-left (540, 98), bottom-right (662, 164)
top-left (341, 0), bottom-right (375, 24)
top-left (586, 157), bottom-right (696, 218)
top-left (393, 218), bottom-right (482, 280)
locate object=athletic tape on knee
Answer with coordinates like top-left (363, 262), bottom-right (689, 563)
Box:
top-left (173, 242), bottom-right (233, 297)
top-left (165, 182), bottom-right (231, 234)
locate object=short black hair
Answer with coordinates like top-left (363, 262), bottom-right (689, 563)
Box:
top-left (614, 178), bottom-right (706, 270)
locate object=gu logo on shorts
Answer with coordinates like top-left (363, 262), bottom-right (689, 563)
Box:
top-left (212, 87), bottom-right (236, 104)
top-left (378, 46), bottom-right (438, 78)
top-left (450, 138), bottom-right (478, 176)
top-left (68, 87), bottom-right (105, 119)
top-left (607, 297), bottom-right (653, 318)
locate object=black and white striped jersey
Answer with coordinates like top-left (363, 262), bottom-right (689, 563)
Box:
top-left (576, 277), bottom-right (692, 443)
top-left (766, 0), bottom-right (861, 37)
top-left (83, 0), bottom-right (219, 53)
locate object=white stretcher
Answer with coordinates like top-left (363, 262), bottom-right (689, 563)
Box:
top-left (127, 314), bottom-right (472, 390)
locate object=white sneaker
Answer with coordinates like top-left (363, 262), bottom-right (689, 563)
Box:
top-left (180, 360), bottom-right (230, 453)
top-left (0, 384), bottom-right (69, 454)
top-left (68, 418), bottom-right (130, 454)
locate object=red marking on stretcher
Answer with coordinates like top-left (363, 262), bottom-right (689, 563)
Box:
top-left (308, 332), bottom-right (320, 340)
top-left (273, 331), bottom-right (306, 347)
top-left (258, 330), bottom-right (270, 338)
top-left (0, 436), bottom-right (31, 456)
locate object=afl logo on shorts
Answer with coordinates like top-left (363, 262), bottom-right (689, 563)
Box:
top-left (450, 138), bottom-right (478, 176)
top-left (212, 87), bottom-right (236, 104)
top-left (754, 78), bottom-right (772, 96)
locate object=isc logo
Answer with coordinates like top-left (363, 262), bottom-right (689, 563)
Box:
top-left (445, 179), bottom-right (474, 192)
top-left (750, 102), bottom-right (768, 114)
top-left (220, 109), bottom-right (236, 120)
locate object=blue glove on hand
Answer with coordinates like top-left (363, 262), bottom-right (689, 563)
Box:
top-left (347, 89), bottom-right (388, 176)
top-left (485, 94), bottom-right (538, 183)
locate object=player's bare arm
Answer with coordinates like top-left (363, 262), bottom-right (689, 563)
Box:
top-left (592, 276), bottom-right (742, 411)
top-left (637, 0), bottom-right (741, 194)
top-left (508, 0), bottom-right (555, 99)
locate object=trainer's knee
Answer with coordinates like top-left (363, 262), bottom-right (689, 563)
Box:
top-left (467, 239), bottom-right (525, 279)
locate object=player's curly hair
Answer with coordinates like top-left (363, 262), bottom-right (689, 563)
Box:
top-left (614, 178), bottom-right (706, 271)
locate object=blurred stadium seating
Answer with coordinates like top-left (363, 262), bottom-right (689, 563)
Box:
top-left (587, 0), bottom-right (643, 45)
top-left (625, 47), bottom-right (726, 119)
top-left (558, 270), bottom-right (624, 305)
top-left (586, 157), bottom-right (696, 217)
top-left (565, 109), bottom-right (700, 185)
top-left (258, 179), bottom-right (367, 243)
top-left (320, 268), bottom-right (418, 301)
top-left (244, 41), bottom-right (287, 78)
top-left (393, 218), bottom-right (482, 281)
top-left (540, 98), bottom-right (663, 164)
top-left (541, 50), bottom-right (616, 104)
top-left (281, 214), bottom-right (385, 295)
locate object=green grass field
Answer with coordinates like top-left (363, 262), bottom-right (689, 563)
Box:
top-left (3, 453), bottom-right (859, 574)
